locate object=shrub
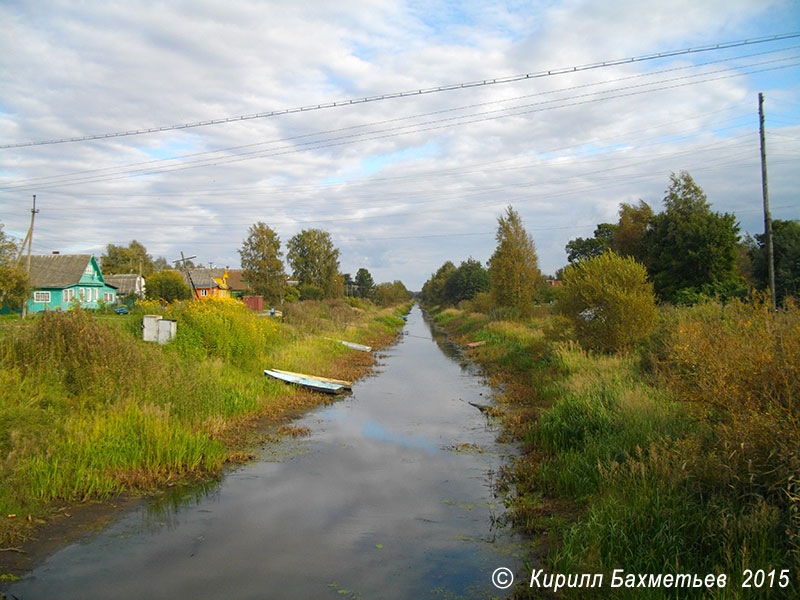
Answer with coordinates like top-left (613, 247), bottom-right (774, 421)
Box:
top-left (557, 252), bottom-right (658, 352)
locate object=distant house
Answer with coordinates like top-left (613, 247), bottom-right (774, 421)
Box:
top-left (104, 273), bottom-right (146, 300)
top-left (182, 267), bottom-right (231, 300)
top-left (25, 254), bottom-right (117, 313)
top-left (226, 269), bottom-right (250, 298)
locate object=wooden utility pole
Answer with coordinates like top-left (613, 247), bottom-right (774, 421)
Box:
top-left (20, 195), bottom-right (39, 319)
top-left (174, 251), bottom-right (198, 299)
top-left (758, 93), bottom-right (776, 311)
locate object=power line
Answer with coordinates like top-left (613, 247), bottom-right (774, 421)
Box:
top-left (3, 57), bottom-right (797, 193)
top-left (6, 43), bottom-right (789, 191)
top-left (3, 32), bottom-right (799, 150)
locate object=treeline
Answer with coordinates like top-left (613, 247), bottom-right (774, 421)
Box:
top-left (422, 171), bottom-right (799, 313)
top-left (564, 170), bottom-right (798, 304)
top-left (0, 223), bottom-right (410, 309)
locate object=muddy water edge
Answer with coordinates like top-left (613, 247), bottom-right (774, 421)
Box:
top-left (4, 305), bottom-right (525, 599)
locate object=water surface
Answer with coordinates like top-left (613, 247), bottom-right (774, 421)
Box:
top-left (8, 305), bottom-right (522, 599)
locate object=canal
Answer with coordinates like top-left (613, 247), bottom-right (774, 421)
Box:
top-left (7, 305), bottom-right (523, 599)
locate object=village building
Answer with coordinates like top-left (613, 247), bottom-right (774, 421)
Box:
top-left (104, 273), bottom-right (146, 299)
top-left (181, 267), bottom-right (231, 299)
top-left (25, 254), bottom-right (117, 313)
top-left (225, 269), bottom-right (250, 298)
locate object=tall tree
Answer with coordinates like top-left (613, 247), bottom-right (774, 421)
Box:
top-left (645, 171), bottom-right (741, 302)
top-left (239, 222), bottom-right (286, 303)
top-left (749, 219), bottom-right (800, 303)
top-left (421, 261), bottom-right (456, 305)
top-left (614, 200), bottom-right (653, 264)
top-left (354, 268), bottom-right (375, 299)
top-left (565, 223), bottom-right (618, 263)
top-left (488, 206), bottom-right (541, 316)
top-left (101, 240), bottom-right (158, 276)
top-left (286, 229), bottom-right (341, 299)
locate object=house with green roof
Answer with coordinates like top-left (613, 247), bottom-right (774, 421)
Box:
top-left (25, 254), bottom-right (117, 313)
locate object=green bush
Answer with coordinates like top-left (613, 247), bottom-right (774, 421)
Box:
top-left (557, 252), bottom-right (658, 352)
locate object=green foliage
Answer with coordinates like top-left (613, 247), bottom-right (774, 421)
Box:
top-left (489, 205), bottom-right (541, 316)
top-left (421, 260), bottom-right (456, 305)
top-left (646, 171), bottom-right (741, 302)
top-left (101, 240), bottom-right (164, 277)
top-left (354, 267), bottom-right (375, 299)
top-left (0, 224), bottom-right (28, 311)
top-left (373, 280), bottom-right (409, 306)
top-left (614, 199), bottom-right (653, 264)
top-left (238, 222), bottom-right (286, 303)
top-left (749, 219), bottom-right (800, 303)
top-left (443, 257), bottom-right (490, 304)
top-left (565, 222), bottom-right (618, 263)
top-left (283, 285), bottom-right (300, 303)
top-left (299, 284), bottom-right (324, 301)
top-left (145, 269), bottom-right (191, 302)
top-left (558, 252), bottom-right (658, 352)
top-left (286, 228), bottom-right (342, 299)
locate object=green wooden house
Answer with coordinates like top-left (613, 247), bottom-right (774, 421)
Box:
top-left (25, 254), bottom-right (117, 313)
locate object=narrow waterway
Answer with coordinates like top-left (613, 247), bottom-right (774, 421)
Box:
top-left (8, 306), bottom-right (523, 599)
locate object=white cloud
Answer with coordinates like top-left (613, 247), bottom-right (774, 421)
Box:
top-left (1, 0), bottom-right (798, 288)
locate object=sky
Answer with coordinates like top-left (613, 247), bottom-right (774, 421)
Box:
top-left (1, 0), bottom-right (799, 290)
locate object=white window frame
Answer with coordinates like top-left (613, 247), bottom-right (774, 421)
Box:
top-left (200, 289), bottom-right (208, 297)
top-left (63, 289), bottom-right (74, 303)
top-left (103, 292), bottom-right (114, 303)
top-left (34, 291), bottom-right (51, 303)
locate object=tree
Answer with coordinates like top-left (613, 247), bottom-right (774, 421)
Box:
top-left (443, 258), bottom-right (490, 304)
top-left (374, 281), bottom-right (409, 306)
top-left (239, 222), bottom-right (286, 303)
top-left (749, 219), bottom-right (800, 303)
top-left (144, 269), bottom-right (191, 302)
top-left (614, 200), bottom-right (653, 264)
top-left (488, 206), bottom-right (541, 316)
top-left (421, 261), bottom-right (456, 305)
top-left (355, 268), bottom-right (375, 299)
top-left (101, 240), bottom-right (161, 276)
top-left (0, 223), bottom-right (28, 310)
top-left (645, 171), bottom-right (741, 302)
top-left (557, 252), bottom-right (658, 352)
top-left (286, 229), bottom-right (342, 299)
top-left (565, 223), bottom-right (618, 263)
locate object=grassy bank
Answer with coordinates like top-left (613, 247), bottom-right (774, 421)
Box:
top-left (430, 299), bottom-right (799, 598)
top-left (0, 298), bottom-right (410, 558)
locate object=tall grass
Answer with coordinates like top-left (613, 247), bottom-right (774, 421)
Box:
top-left (428, 297), bottom-right (799, 599)
top-left (0, 298), bottom-right (409, 549)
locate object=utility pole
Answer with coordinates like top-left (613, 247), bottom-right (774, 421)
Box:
top-left (20, 195), bottom-right (39, 319)
top-left (758, 92), bottom-right (776, 311)
top-left (174, 252), bottom-right (198, 299)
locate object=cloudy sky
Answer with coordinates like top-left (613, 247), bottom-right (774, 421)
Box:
top-left (1, 0), bottom-right (798, 289)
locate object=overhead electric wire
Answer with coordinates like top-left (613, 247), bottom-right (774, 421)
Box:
top-left (6, 43), bottom-right (790, 192)
top-left (3, 56), bottom-right (797, 194)
top-left (3, 32), bottom-right (799, 150)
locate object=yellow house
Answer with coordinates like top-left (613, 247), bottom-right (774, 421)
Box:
top-left (182, 267), bottom-right (231, 300)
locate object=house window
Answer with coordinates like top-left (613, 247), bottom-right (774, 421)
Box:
top-left (34, 291), bottom-right (51, 303)
top-left (63, 289), bottom-right (74, 303)
top-left (104, 292), bottom-right (114, 303)
top-left (200, 289), bottom-right (208, 297)
top-left (92, 288), bottom-right (98, 302)
top-left (79, 288), bottom-right (85, 301)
